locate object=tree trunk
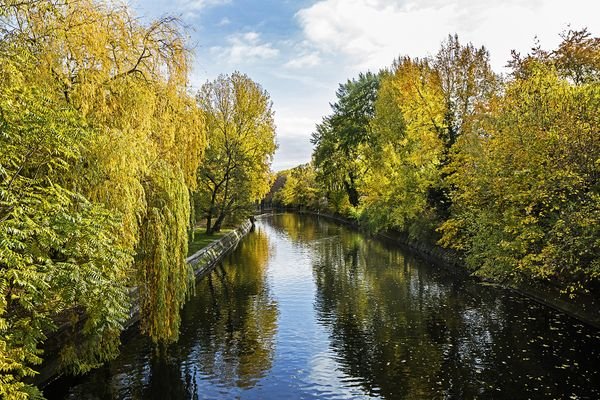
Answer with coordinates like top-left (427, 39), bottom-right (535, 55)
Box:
top-left (344, 172), bottom-right (360, 207)
top-left (205, 184), bottom-right (220, 234)
top-left (212, 214), bottom-right (225, 233)
top-left (205, 213), bottom-right (213, 234)
top-left (212, 197), bottom-right (235, 233)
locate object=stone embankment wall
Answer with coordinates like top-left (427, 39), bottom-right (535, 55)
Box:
top-left (187, 219), bottom-right (253, 277)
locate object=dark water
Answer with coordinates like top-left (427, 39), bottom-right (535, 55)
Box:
top-left (46, 213), bottom-right (600, 399)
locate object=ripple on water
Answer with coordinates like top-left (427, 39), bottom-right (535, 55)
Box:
top-left (45, 214), bottom-right (600, 400)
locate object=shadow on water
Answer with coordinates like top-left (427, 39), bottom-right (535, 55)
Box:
top-left (306, 214), bottom-right (600, 399)
top-left (45, 213), bottom-right (600, 399)
top-left (45, 228), bottom-right (277, 399)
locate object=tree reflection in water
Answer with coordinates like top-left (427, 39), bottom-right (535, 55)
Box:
top-left (305, 214), bottom-right (599, 399)
top-left (46, 214), bottom-right (600, 399)
top-left (47, 228), bottom-right (277, 399)
top-left (183, 228), bottom-right (278, 389)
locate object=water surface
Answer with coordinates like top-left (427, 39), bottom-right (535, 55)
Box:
top-left (46, 213), bottom-right (600, 399)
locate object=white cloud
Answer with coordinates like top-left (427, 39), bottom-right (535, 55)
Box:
top-left (296, 0), bottom-right (600, 72)
top-left (132, 0), bottom-right (600, 171)
top-left (284, 52), bottom-right (322, 69)
top-left (276, 112), bottom-right (318, 138)
top-left (210, 31), bottom-right (280, 64)
top-left (181, 0), bottom-right (231, 12)
top-left (217, 17), bottom-right (231, 26)
top-left (269, 105), bottom-right (329, 171)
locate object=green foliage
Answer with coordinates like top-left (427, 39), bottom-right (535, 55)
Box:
top-left (0, 41), bottom-right (131, 396)
top-left (440, 61), bottom-right (600, 291)
top-left (312, 72), bottom-right (381, 210)
top-left (287, 29), bottom-right (599, 297)
top-left (359, 57), bottom-right (446, 238)
top-left (1, 0), bottom-right (208, 396)
top-left (434, 34), bottom-right (498, 148)
top-left (195, 72), bottom-right (276, 234)
top-left (137, 163), bottom-right (194, 343)
top-left (277, 164), bottom-right (320, 209)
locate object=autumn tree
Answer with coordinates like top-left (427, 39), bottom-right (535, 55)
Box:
top-left (356, 36), bottom-right (497, 238)
top-left (312, 72), bottom-right (380, 211)
top-left (1, 0), bottom-right (206, 396)
top-left (262, 171), bottom-right (288, 209)
top-left (428, 35), bottom-right (499, 219)
top-left (277, 164), bottom-right (320, 209)
top-left (553, 28), bottom-right (599, 85)
top-left (195, 73), bottom-right (276, 234)
top-left (440, 33), bottom-right (600, 293)
top-left (359, 58), bottom-right (446, 238)
top-left (0, 44), bottom-right (131, 399)
top-left (433, 35), bottom-right (498, 149)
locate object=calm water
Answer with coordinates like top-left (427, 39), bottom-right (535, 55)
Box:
top-left (46, 213), bottom-right (600, 399)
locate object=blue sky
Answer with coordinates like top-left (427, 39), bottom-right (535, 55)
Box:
top-left (130, 0), bottom-right (600, 171)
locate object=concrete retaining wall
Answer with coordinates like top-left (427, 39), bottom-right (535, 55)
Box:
top-left (187, 219), bottom-right (253, 277)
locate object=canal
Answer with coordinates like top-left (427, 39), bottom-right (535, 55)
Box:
top-left (46, 213), bottom-right (600, 399)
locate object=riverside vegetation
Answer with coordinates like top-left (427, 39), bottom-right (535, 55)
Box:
top-left (272, 31), bottom-right (600, 300)
top-left (1, 0), bottom-right (598, 398)
top-left (0, 1), bottom-right (276, 398)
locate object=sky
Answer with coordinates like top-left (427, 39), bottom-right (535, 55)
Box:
top-left (129, 0), bottom-right (600, 171)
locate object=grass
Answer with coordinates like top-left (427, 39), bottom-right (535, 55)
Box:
top-left (187, 227), bottom-right (233, 256)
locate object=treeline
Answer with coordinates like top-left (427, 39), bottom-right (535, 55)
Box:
top-left (274, 31), bottom-right (599, 297)
top-left (0, 1), bottom-right (275, 398)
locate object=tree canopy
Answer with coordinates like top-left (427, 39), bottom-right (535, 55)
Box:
top-left (312, 72), bottom-right (381, 210)
top-left (275, 29), bottom-right (600, 298)
top-left (0, 1), bottom-right (275, 397)
top-left (194, 72), bottom-right (277, 234)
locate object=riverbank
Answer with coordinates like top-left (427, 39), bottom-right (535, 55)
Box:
top-left (45, 213), bottom-right (600, 399)
top-left (186, 220), bottom-right (253, 278)
top-left (35, 219), bottom-right (254, 388)
top-left (277, 209), bottom-right (600, 329)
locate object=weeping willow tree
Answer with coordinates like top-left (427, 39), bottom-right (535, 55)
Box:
top-left (137, 163), bottom-right (195, 342)
top-left (0, 36), bottom-right (132, 399)
top-left (1, 0), bottom-right (206, 397)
